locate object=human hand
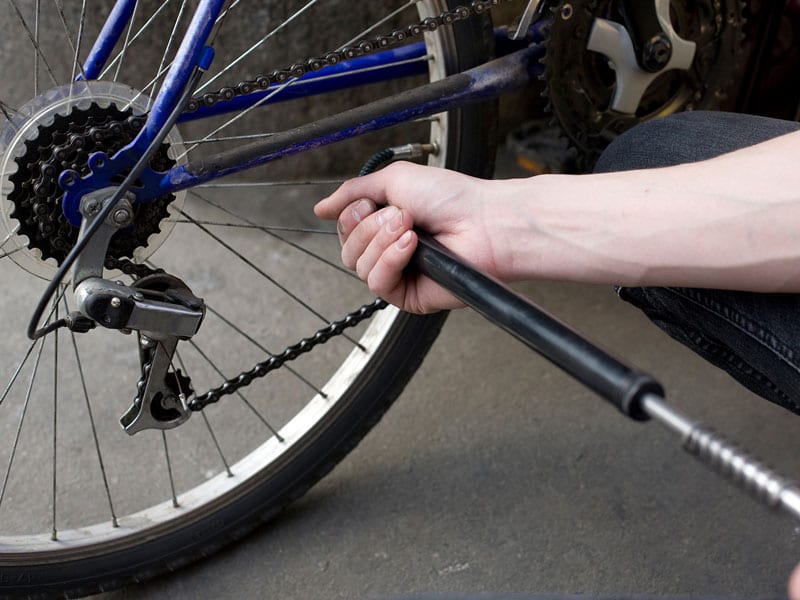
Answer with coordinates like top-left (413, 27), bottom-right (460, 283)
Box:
top-left (314, 162), bottom-right (506, 314)
top-left (790, 563), bottom-right (800, 599)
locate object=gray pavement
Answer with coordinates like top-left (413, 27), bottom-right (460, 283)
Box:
top-left (98, 152), bottom-right (800, 599)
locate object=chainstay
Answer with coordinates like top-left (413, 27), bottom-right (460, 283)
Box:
top-left (185, 0), bottom-right (516, 113)
top-left (189, 298), bottom-right (388, 410)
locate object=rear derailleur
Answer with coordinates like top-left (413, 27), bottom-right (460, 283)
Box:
top-left (72, 188), bottom-right (205, 435)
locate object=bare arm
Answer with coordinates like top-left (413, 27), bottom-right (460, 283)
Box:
top-left (315, 130), bottom-right (800, 313)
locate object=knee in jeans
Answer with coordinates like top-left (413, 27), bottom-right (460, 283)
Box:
top-left (595, 112), bottom-right (714, 173)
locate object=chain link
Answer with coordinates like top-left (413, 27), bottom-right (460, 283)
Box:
top-left (189, 298), bottom-right (388, 410)
top-left (185, 0), bottom-right (513, 113)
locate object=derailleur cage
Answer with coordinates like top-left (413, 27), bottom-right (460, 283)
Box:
top-left (70, 189), bottom-right (205, 435)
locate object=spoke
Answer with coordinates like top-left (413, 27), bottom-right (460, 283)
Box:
top-left (52, 0), bottom-right (89, 83)
top-left (179, 78), bottom-right (297, 157)
top-left (339, 0), bottom-right (416, 49)
top-left (161, 431), bottom-right (179, 508)
top-left (188, 340), bottom-right (284, 442)
top-left (208, 0), bottom-right (244, 45)
top-left (183, 133), bottom-right (277, 145)
top-left (0, 228), bottom-right (17, 249)
top-left (122, 61), bottom-right (172, 112)
top-left (205, 303), bottom-right (326, 398)
top-left (0, 335), bottom-right (46, 510)
top-left (177, 207), bottom-right (347, 330)
top-left (158, 342), bottom-right (196, 496)
top-left (200, 412), bottom-right (233, 477)
top-left (0, 100), bottom-right (21, 117)
top-left (169, 218), bottom-right (335, 236)
top-left (191, 191), bottom-right (356, 278)
top-left (146, 0), bottom-right (188, 106)
top-left (33, 0), bottom-right (41, 95)
top-left (0, 247), bottom-right (24, 260)
top-left (197, 179), bottom-right (343, 187)
top-left (196, 0), bottom-right (322, 94)
top-left (174, 350), bottom-right (233, 477)
top-left (122, 0), bottom-right (242, 107)
top-left (62, 295), bottom-right (118, 527)
top-left (0, 101), bottom-right (21, 134)
top-left (98, 0), bottom-right (174, 81)
top-left (114, 0), bottom-right (140, 82)
top-left (7, 0), bottom-right (59, 86)
top-left (50, 301), bottom-right (59, 541)
top-left (0, 286), bottom-right (67, 408)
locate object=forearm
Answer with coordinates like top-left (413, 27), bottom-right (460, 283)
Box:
top-left (496, 131), bottom-right (800, 292)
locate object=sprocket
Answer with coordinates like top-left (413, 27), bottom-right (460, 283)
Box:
top-left (542, 0), bottom-right (745, 170)
top-left (7, 103), bottom-right (175, 265)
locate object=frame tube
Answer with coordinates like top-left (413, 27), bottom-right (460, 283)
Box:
top-left (178, 43), bottom-right (430, 123)
top-left (158, 45), bottom-right (544, 196)
top-left (81, 0), bottom-right (139, 80)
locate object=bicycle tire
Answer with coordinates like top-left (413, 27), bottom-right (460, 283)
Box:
top-left (0, 1), bottom-right (497, 596)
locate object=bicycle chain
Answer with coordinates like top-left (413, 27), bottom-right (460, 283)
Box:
top-left (185, 0), bottom-right (516, 113)
top-left (188, 298), bottom-right (388, 410)
top-left (104, 256), bottom-right (163, 279)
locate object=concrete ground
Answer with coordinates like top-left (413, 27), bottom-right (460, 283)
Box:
top-left (97, 151), bottom-right (800, 599)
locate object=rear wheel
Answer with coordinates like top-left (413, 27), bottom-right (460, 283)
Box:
top-left (0, 1), bottom-right (497, 595)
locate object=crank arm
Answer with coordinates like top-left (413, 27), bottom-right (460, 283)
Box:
top-left (411, 232), bottom-right (800, 522)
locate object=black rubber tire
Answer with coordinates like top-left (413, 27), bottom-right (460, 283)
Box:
top-left (0, 3), bottom-right (498, 597)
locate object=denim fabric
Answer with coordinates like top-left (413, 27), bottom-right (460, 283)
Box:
top-left (594, 111), bottom-right (800, 414)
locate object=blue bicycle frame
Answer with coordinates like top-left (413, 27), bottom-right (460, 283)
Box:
top-left (76, 0), bottom-right (547, 203)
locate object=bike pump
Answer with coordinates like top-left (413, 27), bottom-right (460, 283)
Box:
top-left (411, 232), bottom-right (800, 522)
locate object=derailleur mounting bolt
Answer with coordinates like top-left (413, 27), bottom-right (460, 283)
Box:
top-left (84, 198), bottom-right (101, 217)
top-left (113, 208), bottom-right (133, 226)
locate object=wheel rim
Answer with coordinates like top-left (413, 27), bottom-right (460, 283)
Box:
top-left (0, 0), bottom-right (455, 564)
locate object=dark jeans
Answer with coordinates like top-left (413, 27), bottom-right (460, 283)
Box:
top-left (594, 111), bottom-right (800, 415)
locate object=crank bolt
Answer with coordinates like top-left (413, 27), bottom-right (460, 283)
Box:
top-left (643, 34), bottom-right (673, 72)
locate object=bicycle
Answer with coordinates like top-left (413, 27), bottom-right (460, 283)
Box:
top-left (0, 0), bottom-right (780, 596)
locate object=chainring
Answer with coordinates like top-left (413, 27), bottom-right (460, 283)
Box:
top-left (542, 0), bottom-right (745, 170)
